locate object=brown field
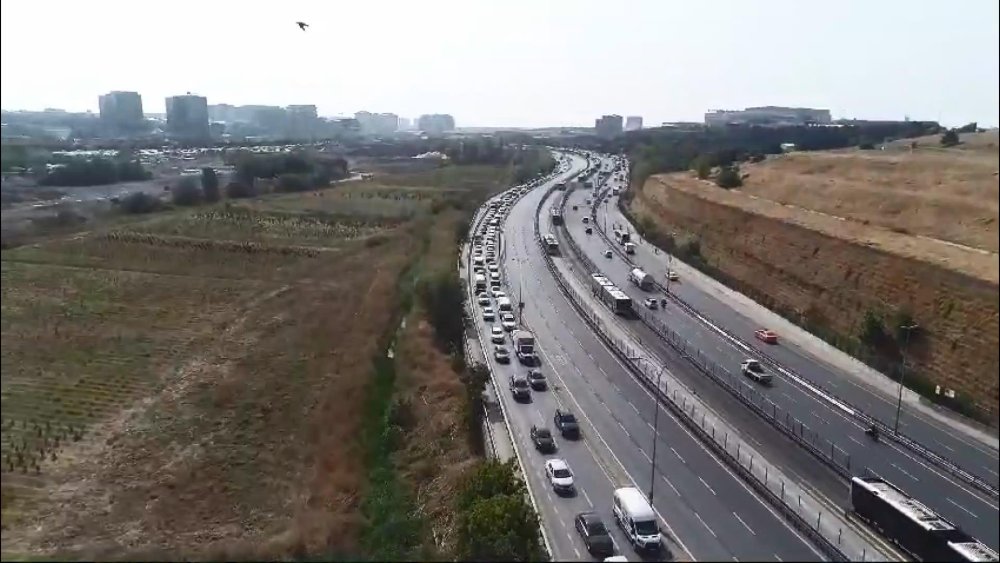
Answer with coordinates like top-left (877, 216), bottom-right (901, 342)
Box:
top-left (1, 165), bottom-right (498, 559)
top-left (737, 130), bottom-right (999, 254)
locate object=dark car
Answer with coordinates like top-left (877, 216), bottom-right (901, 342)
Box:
top-left (530, 425), bottom-right (556, 453)
top-left (494, 345), bottom-right (511, 364)
top-left (585, 226), bottom-right (593, 235)
top-left (575, 511), bottom-right (614, 557)
top-left (527, 370), bottom-right (548, 391)
top-left (554, 408), bottom-right (580, 439)
top-left (509, 374), bottom-right (530, 401)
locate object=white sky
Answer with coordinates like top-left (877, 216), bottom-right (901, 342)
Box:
top-left (2, 0), bottom-right (998, 128)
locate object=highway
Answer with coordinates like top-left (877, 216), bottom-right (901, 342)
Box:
top-left (560, 154), bottom-right (1000, 550)
top-left (473, 153), bottom-right (834, 561)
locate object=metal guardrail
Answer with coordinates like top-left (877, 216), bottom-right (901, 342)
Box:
top-left (590, 175), bottom-right (1000, 500)
top-left (533, 164), bottom-right (855, 561)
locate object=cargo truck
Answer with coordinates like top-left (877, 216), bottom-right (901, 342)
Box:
top-left (628, 268), bottom-right (653, 291)
top-left (513, 330), bottom-right (538, 365)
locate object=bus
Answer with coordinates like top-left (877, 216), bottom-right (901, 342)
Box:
top-left (850, 476), bottom-right (998, 562)
top-left (551, 208), bottom-right (563, 225)
top-left (543, 234), bottom-right (559, 255)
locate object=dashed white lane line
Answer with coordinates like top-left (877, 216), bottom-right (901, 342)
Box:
top-left (848, 436), bottom-right (865, 447)
top-left (694, 512), bottom-right (718, 538)
top-left (698, 476), bottom-right (718, 496)
top-left (639, 447), bottom-right (652, 463)
top-left (670, 446), bottom-right (687, 464)
top-left (581, 487), bottom-right (593, 508)
top-left (628, 400), bottom-right (640, 414)
top-left (733, 511), bottom-right (756, 535)
top-left (617, 420), bottom-right (631, 437)
top-left (946, 497), bottom-right (980, 518)
top-left (891, 462), bottom-right (920, 482)
top-left (663, 475), bottom-right (682, 497)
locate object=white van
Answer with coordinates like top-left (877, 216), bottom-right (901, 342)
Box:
top-left (612, 487), bottom-right (661, 552)
top-left (497, 296), bottom-right (513, 312)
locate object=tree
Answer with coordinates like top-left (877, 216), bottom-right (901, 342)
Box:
top-left (224, 181), bottom-right (257, 199)
top-left (691, 154), bottom-right (712, 179)
top-left (276, 172), bottom-right (311, 193)
top-left (457, 494), bottom-right (545, 562)
top-left (859, 309), bottom-right (886, 347)
top-left (715, 165), bottom-right (742, 189)
top-left (120, 191), bottom-right (161, 214)
top-left (457, 460), bottom-right (524, 512)
top-left (418, 271), bottom-right (468, 354)
top-left (201, 167), bottom-right (220, 202)
top-left (940, 129), bottom-right (960, 147)
top-left (171, 176), bottom-right (203, 206)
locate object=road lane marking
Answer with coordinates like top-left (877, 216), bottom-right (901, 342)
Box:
top-left (848, 436), bottom-right (866, 447)
top-left (946, 497), bottom-right (980, 518)
top-left (639, 447), bottom-right (651, 462)
top-left (780, 391), bottom-right (798, 404)
top-left (663, 475), bottom-right (681, 497)
top-left (891, 462), bottom-right (920, 482)
top-left (581, 487), bottom-right (593, 507)
top-left (628, 400), bottom-right (640, 414)
top-left (733, 511), bottom-right (756, 535)
top-left (934, 439), bottom-right (955, 453)
top-left (694, 512), bottom-right (717, 538)
top-left (670, 447), bottom-right (687, 464)
top-left (617, 420), bottom-right (630, 437)
top-left (698, 476), bottom-right (717, 496)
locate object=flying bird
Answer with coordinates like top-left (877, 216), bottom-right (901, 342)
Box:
top-left (296, 21), bottom-right (309, 31)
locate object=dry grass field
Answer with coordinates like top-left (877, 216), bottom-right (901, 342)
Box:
top-left (1, 164), bottom-right (506, 559)
top-left (738, 130), bottom-right (999, 254)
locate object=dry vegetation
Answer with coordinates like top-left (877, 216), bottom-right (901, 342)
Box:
top-left (737, 130), bottom-right (999, 254)
top-left (1, 164), bottom-right (502, 559)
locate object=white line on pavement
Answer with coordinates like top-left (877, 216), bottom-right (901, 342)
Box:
top-left (733, 511), bottom-right (756, 535)
top-left (695, 512), bottom-right (718, 538)
top-left (946, 497), bottom-right (980, 518)
top-left (699, 476), bottom-right (718, 496)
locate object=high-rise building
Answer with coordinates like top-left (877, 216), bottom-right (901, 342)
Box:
top-left (355, 111), bottom-right (399, 135)
top-left (417, 114), bottom-right (455, 134)
top-left (624, 116), bottom-right (643, 131)
top-left (165, 94), bottom-right (210, 140)
top-left (595, 114), bottom-right (623, 138)
top-left (98, 91), bottom-right (144, 133)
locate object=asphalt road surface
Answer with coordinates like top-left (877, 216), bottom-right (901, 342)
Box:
top-left (477, 153), bottom-right (829, 561)
top-left (562, 155), bottom-right (1000, 550)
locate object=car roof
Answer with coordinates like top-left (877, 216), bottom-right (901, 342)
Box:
top-left (547, 458), bottom-right (569, 470)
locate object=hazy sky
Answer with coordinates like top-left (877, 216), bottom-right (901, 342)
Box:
top-left (2, 0), bottom-right (998, 128)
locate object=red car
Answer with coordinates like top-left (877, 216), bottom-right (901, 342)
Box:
top-left (755, 329), bottom-right (778, 344)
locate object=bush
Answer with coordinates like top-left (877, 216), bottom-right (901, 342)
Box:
top-left (120, 191), bottom-right (162, 214)
top-left (691, 154), bottom-right (712, 179)
top-left (171, 177), bottom-right (203, 206)
top-left (859, 309), bottom-right (886, 347)
top-left (418, 271), bottom-right (467, 354)
top-left (201, 168), bottom-right (220, 202)
top-left (940, 130), bottom-right (960, 147)
top-left (224, 181), bottom-right (257, 199)
top-left (715, 165), bottom-right (742, 189)
top-left (858, 142), bottom-right (876, 150)
top-left (455, 460), bottom-right (544, 562)
top-left (276, 173), bottom-right (312, 193)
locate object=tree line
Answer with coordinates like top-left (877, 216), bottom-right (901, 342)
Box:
top-left (38, 157), bottom-right (152, 187)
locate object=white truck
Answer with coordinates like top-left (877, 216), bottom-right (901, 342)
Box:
top-left (513, 330), bottom-right (538, 365)
top-left (628, 268), bottom-right (653, 291)
top-left (740, 359), bottom-right (773, 385)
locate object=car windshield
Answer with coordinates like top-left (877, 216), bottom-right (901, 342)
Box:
top-left (748, 362), bottom-right (762, 372)
top-left (530, 372), bottom-right (544, 379)
top-left (560, 413), bottom-right (577, 423)
top-left (535, 429), bottom-right (551, 438)
top-left (587, 520), bottom-right (608, 535)
top-left (635, 519), bottom-right (658, 536)
top-left (552, 468), bottom-right (571, 479)
top-left (513, 378), bottom-right (528, 388)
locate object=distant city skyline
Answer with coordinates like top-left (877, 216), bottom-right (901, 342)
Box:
top-left (2, 0), bottom-right (997, 127)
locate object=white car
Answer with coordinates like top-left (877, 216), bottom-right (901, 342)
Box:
top-left (477, 294), bottom-right (490, 306)
top-left (490, 326), bottom-right (505, 344)
top-left (482, 306), bottom-right (495, 322)
top-left (487, 264), bottom-right (499, 273)
top-left (544, 458), bottom-right (575, 494)
top-left (493, 290), bottom-right (506, 299)
top-left (501, 313), bottom-right (516, 331)
top-left (490, 271), bottom-right (501, 282)
top-left (604, 249), bottom-right (613, 259)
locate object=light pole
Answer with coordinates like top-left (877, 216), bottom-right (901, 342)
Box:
top-left (894, 323), bottom-right (919, 433)
top-left (648, 363), bottom-right (669, 504)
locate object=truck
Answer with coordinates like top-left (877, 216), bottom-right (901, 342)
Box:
top-left (628, 268), bottom-right (653, 291)
top-left (513, 330), bottom-right (538, 365)
top-left (623, 242), bottom-right (636, 255)
top-left (613, 229), bottom-right (631, 245)
top-left (740, 359), bottom-right (773, 385)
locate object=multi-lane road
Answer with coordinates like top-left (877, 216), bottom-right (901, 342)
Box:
top-left (559, 154), bottom-right (1000, 550)
top-left (470, 154), bottom-right (841, 561)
